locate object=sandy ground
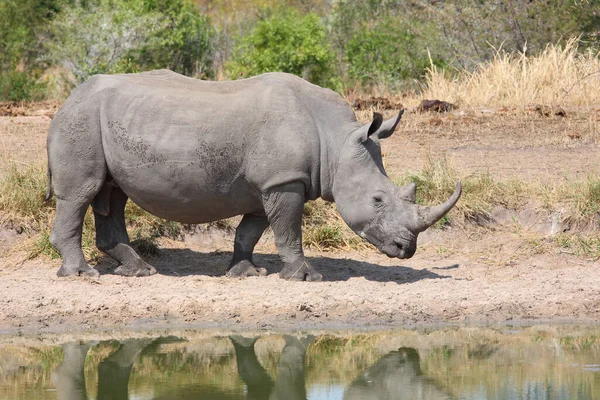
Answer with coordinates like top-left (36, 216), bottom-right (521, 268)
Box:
top-left (1, 104), bottom-right (600, 334)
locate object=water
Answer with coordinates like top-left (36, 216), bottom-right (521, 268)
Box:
top-left (1, 326), bottom-right (600, 399)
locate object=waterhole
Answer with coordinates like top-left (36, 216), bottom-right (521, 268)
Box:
top-left (1, 325), bottom-right (599, 399)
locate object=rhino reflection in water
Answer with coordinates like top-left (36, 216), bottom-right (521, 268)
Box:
top-left (51, 335), bottom-right (312, 400)
top-left (51, 337), bottom-right (451, 400)
top-left (231, 335), bottom-right (313, 400)
top-left (52, 339), bottom-right (153, 400)
top-left (344, 347), bottom-right (451, 400)
top-left (232, 337), bottom-right (452, 400)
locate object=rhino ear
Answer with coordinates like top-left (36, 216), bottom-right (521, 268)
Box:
top-left (368, 109), bottom-right (404, 141)
top-left (367, 112), bottom-right (384, 137)
top-left (355, 110), bottom-right (404, 143)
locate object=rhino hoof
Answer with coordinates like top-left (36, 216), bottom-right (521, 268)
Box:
top-left (280, 260), bottom-right (323, 282)
top-left (114, 260), bottom-right (157, 277)
top-left (226, 260), bottom-right (268, 278)
top-left (57, 264), bottom-right (99, 278)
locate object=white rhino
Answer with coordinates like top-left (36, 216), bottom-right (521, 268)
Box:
top-left (46, 70), bottom-right (461, 280)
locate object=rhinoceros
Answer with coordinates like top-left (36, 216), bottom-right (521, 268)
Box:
top-left (46, 69), bottom-right (461, 280)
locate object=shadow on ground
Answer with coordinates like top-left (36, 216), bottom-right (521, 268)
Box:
top-left (95, 248), bottom-right (453, 284)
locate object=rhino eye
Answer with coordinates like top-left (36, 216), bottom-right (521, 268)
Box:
top-left (373, 195), bottom-right (383, 204)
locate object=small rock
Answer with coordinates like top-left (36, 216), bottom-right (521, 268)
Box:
top-left (417, 99), bottom-right (456, 113)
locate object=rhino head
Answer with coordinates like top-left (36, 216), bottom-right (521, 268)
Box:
top-left (332, 110), bottom-right (462, 259)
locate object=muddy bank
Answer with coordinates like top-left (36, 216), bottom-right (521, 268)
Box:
top-left (2, 224), bottom-right (600, 334)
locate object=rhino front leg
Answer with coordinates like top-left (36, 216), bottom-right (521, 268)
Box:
top-left (226, 214), bottom-right (269, 278)
top-left (263, 183), bottom-right (323, 282)
top-left (94, 187), bottom-right (156, 277)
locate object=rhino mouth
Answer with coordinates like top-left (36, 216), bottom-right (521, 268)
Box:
top-left (359, 231), bottom-right (415, 259)
top-left (381, 241), bottom-right (416, 259)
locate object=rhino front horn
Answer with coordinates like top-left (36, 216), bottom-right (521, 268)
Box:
top-left (416, 182), bottom-right (462, 231)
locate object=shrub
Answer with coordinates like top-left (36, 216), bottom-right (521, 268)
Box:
top-left (0, 71), bottom-right (46, 102)
top-left (226, 8), bottom-right (339, 90)
top-left (344, 17), bottom-right (445, 91)
top-left (330, 0), bottom-right (448, 92)
top-left (46, 0), bottom-right (165, 82)
top-left (133, 0), bottom-right (214, 78)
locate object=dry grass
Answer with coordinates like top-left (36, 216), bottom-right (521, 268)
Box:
top-left (3, 151), bottom-right (600, 258)
top-left (418, 39), bottom-right (600, 108)
top-left (0, 160), bottom-right (185, 261)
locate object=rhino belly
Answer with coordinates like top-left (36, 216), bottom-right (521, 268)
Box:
top-left (106, 160), bottom-right (261, 224)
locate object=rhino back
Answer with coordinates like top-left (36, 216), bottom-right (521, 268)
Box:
top-left (60, 70), bottom-right (355, 222)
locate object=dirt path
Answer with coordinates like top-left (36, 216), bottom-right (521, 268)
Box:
top-left (1, 106), bottom-right (600, 334)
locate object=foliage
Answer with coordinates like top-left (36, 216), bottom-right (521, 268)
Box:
top-left (330, 0), bottom-right (449, 91)
top-left (133, 0), bottom-right (214, 78)
top-left (344, 17), bottom-right (446, 91)
top-left (226, 8), bottom-right (339, 89)
top-left (44, 0), bottom-right (214, 84)
top-left (45, 0), bottom-right (165, 82)
top-left (425, 0), bottom-right (600, 68)
top-left (0, 0), bottom-right (62, 71)
top-left (0, 0), bottom-right (61, 101)
top-left (3, 0), bottom-right (598, 98)
top-left (0, 71), bottom-right (46, 102)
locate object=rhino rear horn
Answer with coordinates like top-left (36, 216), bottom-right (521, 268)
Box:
top-left (416, 181), bottom-right (462, 231)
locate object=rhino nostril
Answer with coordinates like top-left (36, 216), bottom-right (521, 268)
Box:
top-left (393, 240), bottom-right (404, 251)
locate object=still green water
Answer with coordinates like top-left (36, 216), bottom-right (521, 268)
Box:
top-left (1, 326), bottom-right (600, 400)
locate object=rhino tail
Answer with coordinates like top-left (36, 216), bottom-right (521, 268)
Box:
top-left (44, 163), bottom-right (53, 203)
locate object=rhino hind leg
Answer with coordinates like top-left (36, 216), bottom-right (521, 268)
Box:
top-left (53, 198), bottom-right (100, 278)
top-left (226, 214), bottom-right (269, 278)
top-left (94, 187), bottom-right (156, 277)
top-left (262, 183), bottom-right (323, 282)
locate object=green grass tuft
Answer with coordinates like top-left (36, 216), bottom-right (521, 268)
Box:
top-left (395, 152), bottom-right (528, 225)
top-left (302, 199), bottom-right (367, 250)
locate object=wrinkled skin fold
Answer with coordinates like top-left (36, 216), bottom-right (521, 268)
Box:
top-left (46, 69), bottom-right (461, 281)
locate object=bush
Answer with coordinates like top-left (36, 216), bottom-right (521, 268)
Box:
top-left (344, 17), bottom-right (446, 91)
top-left (134, 0), bottom-right (214, 78)
top-left (45, 0), bottom-right (214, 83)
top-left (226, 8), bottom-right (339, 90)
top-left (46, 0), bottom-right (165, 83)
top-left (0, 0), bottom-right (62, 71)
top-left (0, 71), bottom-right (46, 102)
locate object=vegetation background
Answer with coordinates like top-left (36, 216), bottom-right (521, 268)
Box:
top-left (1, 0), bottom-right (599, 101)
top-left (2, 0), bottom-right (600, 258)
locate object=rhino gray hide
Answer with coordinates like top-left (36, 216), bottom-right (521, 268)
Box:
top-left (46, 70), bottom-right (461, 280)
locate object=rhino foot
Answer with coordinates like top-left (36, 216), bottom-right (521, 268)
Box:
top-left (226, 260), bottom-right (267, 278)
top-left (280, 259), bottom-right (323, 282)
top-left (57, 263), bottom-right (100, 278)
top-left (114, 259), bottom-right (156, 277)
